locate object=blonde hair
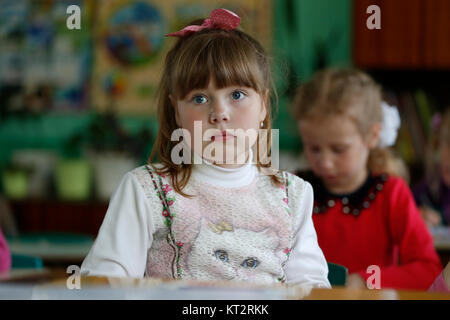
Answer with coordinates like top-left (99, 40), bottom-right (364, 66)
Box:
top-left (292, 68), bottom-right (405, 179)
top-left (148, 26), bottom-right (281, 197)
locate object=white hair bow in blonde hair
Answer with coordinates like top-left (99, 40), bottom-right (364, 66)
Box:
top-left (379, 102), bottom-right (401, 148)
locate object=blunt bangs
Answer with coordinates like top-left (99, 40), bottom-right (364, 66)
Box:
top-left (169, 30), bottom-right (267, 99)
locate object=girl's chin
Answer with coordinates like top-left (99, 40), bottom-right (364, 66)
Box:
top-left (202, 150), bottom-right (249, 165)
top-left (320, 175), bottom-right (340, 185)
top-left (205, 156), bottom-right (249, 166)
top-left (320, 176), bottom-right (346, 191)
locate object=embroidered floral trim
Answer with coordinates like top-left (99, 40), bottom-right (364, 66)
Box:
top-left (278, 172), bottom-right (293, 284)
top-left (146, 166), bottom-right (183, 279)
top-left (175, 241), bottom-right (184, 247)
top-left (281, 172), bottom-right (291, 216)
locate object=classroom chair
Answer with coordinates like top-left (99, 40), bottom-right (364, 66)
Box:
top-left (11, 253), bottom-right (43, 269)
top-left (327, 262), bottom-right (348, 286)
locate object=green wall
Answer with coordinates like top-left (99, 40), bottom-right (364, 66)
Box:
top-left (273, 0), bottom-right (352, 151)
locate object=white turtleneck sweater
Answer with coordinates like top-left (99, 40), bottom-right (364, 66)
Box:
top-left (81, 150), bottom-right (330, 288)
top-left (190, 148), bottom-right (258, 188)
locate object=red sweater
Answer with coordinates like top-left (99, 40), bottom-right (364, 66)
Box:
top-left (298, 171), bottom-right (442, 290)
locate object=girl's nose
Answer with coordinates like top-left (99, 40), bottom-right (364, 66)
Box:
top-left (318, 154), bottom-right (334, 170)
top-left (210, 112), bottom-right (229, 123)
top-left (209, 101), bottom-right (230, 124)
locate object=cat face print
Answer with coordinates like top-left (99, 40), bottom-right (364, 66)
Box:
top-left (187, 218), bottom-right (282, 283)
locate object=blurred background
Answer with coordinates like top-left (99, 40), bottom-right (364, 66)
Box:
top-left (0, 0), bottom-right (449, 270)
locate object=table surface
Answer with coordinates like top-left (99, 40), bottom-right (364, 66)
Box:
top-left (1, 272), bottom-right (449, 300)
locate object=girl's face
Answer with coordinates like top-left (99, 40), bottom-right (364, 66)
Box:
top-left (298, 114), bottom-right (380, 194)
top-left (172, 80), bottom-right (267, 168)
top-left (440, 145), bottom-right (450, 187)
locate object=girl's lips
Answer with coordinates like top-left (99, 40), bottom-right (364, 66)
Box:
top-left (211, 134), bottom-right (235, 141)
top-left (211, 130), bottom-right (235, 141)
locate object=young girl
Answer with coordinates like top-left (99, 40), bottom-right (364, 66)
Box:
top-left (81, 9), bottom-right (330, 288)
top-left (413, 108), bottom-right (450, 227)
top-left (292, 68), bottom-right (442, 290)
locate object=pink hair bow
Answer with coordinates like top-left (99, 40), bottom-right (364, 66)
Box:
top-left (165, 8), bottom-right (241, 38)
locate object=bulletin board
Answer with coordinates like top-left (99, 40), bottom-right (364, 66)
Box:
top-left (90, 0), bottom-right (273, 115)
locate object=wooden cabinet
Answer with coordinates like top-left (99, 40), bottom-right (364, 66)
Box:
top-left (423, 0), bottom-right (450, 68)
top-left (354, 0), bottom-right (450, 69)
top-left (9, 199), bottom-right (108, 237)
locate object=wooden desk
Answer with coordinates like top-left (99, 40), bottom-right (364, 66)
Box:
top-left (305, 287), bottom-right (450, 300)
top-left (1, 274), bottom-right (449, 300)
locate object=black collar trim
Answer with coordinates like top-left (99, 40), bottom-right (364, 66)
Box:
top-left (295, 171), bottom-right (388, 217)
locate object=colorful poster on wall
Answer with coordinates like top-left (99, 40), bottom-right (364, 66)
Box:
top-left (91, 0), bottom-right (272, 115)
top-left (0, 0), bottom-right (93, 115)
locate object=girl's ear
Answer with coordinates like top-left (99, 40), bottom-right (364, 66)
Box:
top-left (366, 122), bottom-right (382, 149)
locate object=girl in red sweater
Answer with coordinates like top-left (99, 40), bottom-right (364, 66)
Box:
top-left (291, 68), bottom-right (442, 290)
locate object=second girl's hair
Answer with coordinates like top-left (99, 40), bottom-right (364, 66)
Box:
top-left (292, 68), bottom-right (405, 178)
top-left (149, 26), bottom-right (281, 196)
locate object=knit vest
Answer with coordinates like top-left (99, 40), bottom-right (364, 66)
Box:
top-left (131, 165), bottom-right (298, 284)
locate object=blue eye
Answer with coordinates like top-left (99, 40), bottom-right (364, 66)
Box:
top-left (231, 90), bottom-right (244, 100)
top-left (241, 257), bottom-right (260, 269)
top-left (332, 146), bottom-right (347, 154)
top-left (215, 250), bottom-right (229, 263)
top-left (193, 95), bottom-right (207, 104)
